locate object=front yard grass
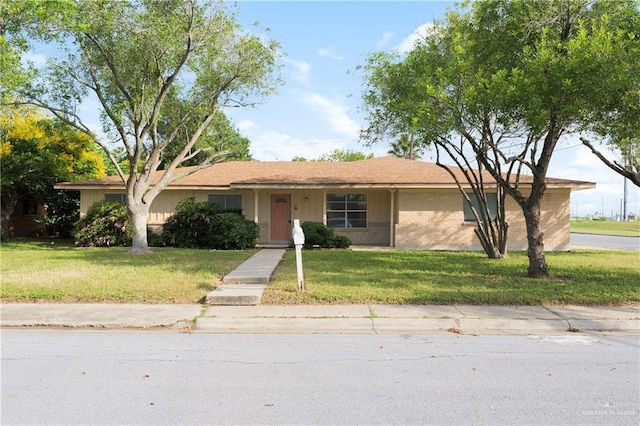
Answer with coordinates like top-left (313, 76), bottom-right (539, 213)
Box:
top-left (0, 239), bottom-right (255, 303)
top-left (2, 240), bottom-right (638, 305)
top-left (263, 249), bottom-right (640, 305)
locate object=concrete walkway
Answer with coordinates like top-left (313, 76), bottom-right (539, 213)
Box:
top-left (1, 303), bottom-right (637, 335)
top-left (205, 249), bottom-right (286, 306)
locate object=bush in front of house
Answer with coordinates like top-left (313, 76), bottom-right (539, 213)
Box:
top-left (161, 198), bottom-right (258, 249)
top-left (300, 221), bottom-right (351, 249)
top-left (74, 200), bottom-right (132, 247)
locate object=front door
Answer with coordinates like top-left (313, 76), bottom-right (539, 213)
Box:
top-left (270, 194), bottom-right (291, 242)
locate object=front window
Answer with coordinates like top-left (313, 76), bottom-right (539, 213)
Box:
top-left (463, 193), bottom-right (498, 222)
top-left (208, 194), bottom-right (242, 210)
top-left (326, 193), bottom-right (367, 229)
top-left (105, 193), bottom-right (126, 203)
top-left (21, 198), bottom-right (38, 216)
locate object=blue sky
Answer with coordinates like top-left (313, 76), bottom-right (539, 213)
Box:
top-left (227, 0), bottom-right (639, 219)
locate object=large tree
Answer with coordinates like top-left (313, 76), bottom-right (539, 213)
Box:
top-left (360, 0), bottom-right (640, 277)
top-left (5, 0), bottom-right (280, 254)
top-left (0, 107), bottom-right (105, 239)
top-left (360, 47), bottom-right (510, 259)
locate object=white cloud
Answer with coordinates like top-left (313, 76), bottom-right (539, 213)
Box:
top-left (284, 58), bottom-right (311, 85)
top-left (377, 31), bottom-right (396, 48)
top-left (303, 93), bottom-right (361, 140)
top-left (237, 120), bottom-right (255, 131)
top-left (317, 47), bottom-right (344, 60)
top-left (397, 22), bottom-right (435, 54)
top-left (247, 131), bottom-right (346, 161)
top-left (22, 50), bottom-right (47, 68)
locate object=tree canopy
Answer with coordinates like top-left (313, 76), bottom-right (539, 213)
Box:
top-left (360, 0), bottom-right (640, 277)
top-left (4, 0), bottom-right (281, 253)
top-left (0, 107), bottom-right (106, 239)
top-left (293, 149), bottom-right (374, 162)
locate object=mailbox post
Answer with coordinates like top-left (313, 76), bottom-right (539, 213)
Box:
top-left (292, 219), bottom-right (305, 291)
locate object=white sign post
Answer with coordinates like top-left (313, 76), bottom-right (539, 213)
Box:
top-left (292, 219), bottom-right (305, 291)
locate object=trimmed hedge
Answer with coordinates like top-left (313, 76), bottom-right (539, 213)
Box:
top-left (161, 197), bottom-right (258, 249)
top-left (300, 221), bottom-right (351, 249)
top-left (74, 200), bottom-right (132, 247)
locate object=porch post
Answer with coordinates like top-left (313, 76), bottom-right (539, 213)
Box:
top-left (389, 189), bottom-right (395, 247)
top-left (253, 190), bottom-right (259, 223)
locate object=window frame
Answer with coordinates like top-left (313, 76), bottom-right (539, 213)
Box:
top-left (208, 193), bottom-right (243, 210)
top-left (21, 197), bottom-right (38, 216)
top-left (463, 192), bottom-right (498, 222)
top-left (326, 193), bottom-right (367, 229)
top-left (104, 193), bottom-right (127, 204)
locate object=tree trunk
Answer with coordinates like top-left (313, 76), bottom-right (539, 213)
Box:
top-left (522, 200), bottom-right (549, 278)
top-left (128, 202), bottom-right (151, 255)
top-left (0, 190), bottom-right (18, 241)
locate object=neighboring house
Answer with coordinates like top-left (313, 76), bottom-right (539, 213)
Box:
top-left (6, 195), bottom-right (47, 237)
top-left (56, 157), bottom-right (594, 250)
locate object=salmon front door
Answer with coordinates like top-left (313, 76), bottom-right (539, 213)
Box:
top-left (270, 194), bottom-right (291, 242)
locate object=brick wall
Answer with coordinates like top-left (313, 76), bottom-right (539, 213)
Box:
top-left (395, 189), bottom-right (571, 251)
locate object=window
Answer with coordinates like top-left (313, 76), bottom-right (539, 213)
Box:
top-left (463, 193), bottom-right (498, 222)
top-left (208, 194), bottom-right (242, 210)
top-left (326, 193), bottom-right (367, 229)
top-left (21, 198), bottom-right (38, 216)
top-left (105, 193), bottom-right (126, 203)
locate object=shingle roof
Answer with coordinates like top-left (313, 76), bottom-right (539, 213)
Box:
top-left (57, 156), bottom-right (595, 190)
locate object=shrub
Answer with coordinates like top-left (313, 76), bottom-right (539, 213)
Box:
top-left (161, 198), bottom-right (258, 249)
top-left (43, 190), bottom-right (80, 238)
top-left (300, 221), bottom-right (351, 249)
top-left (74, 200), bottom-right (132, 247)
top-left (210, 212), bottom-right (259, 250)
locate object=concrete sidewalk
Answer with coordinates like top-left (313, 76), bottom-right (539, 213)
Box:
top-left (205, 249), bottom-right (286, 306)
top-left (1, 303), bottom-right (638, 334)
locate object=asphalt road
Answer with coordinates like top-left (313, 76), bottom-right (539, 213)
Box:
top-left (2, 330), bottom-right (638, 425)
top-left (570, 233), bottom-right (640, 251)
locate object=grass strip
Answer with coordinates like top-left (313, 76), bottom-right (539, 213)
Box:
top-left (570, 220), bottom-right (640, 237)
top-left (0, 239), bottom-right (255, 303)
top-left (263, 249), bottom-right (640, 305)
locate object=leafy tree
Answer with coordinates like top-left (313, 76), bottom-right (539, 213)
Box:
top-left (291, 149), bottom-right (374, 162)
top-left (0, 107), bottom-right (105, 239)
top-left (361, 47), bottom-right (510, 259)
top-left (159, 110), bottom-right (251, 168)
top-left (387, 133), bottom-right (423, 160)
top-left (7, 0), bottom-right (281, 254)
top-left (316, 149), bottom-right (374, 162)
top-left (360, 0), bottom-right (640, 277)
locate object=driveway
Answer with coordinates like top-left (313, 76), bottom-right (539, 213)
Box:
top-left (570, 233), bottom-right (640, 251)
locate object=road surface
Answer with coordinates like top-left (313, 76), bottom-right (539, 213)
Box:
top-left (570, 233), bottom-right (640, 251)
top-left (2, 330), bottom-right (638, 425)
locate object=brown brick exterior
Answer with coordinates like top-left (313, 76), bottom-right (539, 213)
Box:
top-left (395, 189), bottom-right (571, 251)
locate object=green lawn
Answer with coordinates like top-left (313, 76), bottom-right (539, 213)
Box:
top-left (571, 219), bottom-right (640, 237)
top-left (0, 239), bottom-right (255, 303)
top-left (263, 249), bottom-right (640, 305)
top-left (2, 239), bottom-right (638, 305)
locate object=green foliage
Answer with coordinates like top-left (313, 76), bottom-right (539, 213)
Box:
top-left (359, 0), bottom-right (640, 276)
top-left (42, 190), bottom-right (80, 238)
top-left (159, 110), bottom-right (252, 168)
top-left (317, 149), bottom-right (374, 162)
top-left (161, 198), bottom-right (258, 250)
top-left (74, 201), bottom-right (132, 247)
top-left (300, 221), bottom-right (351, 249)
top-left (0, 108), bottom-right (106, 239)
